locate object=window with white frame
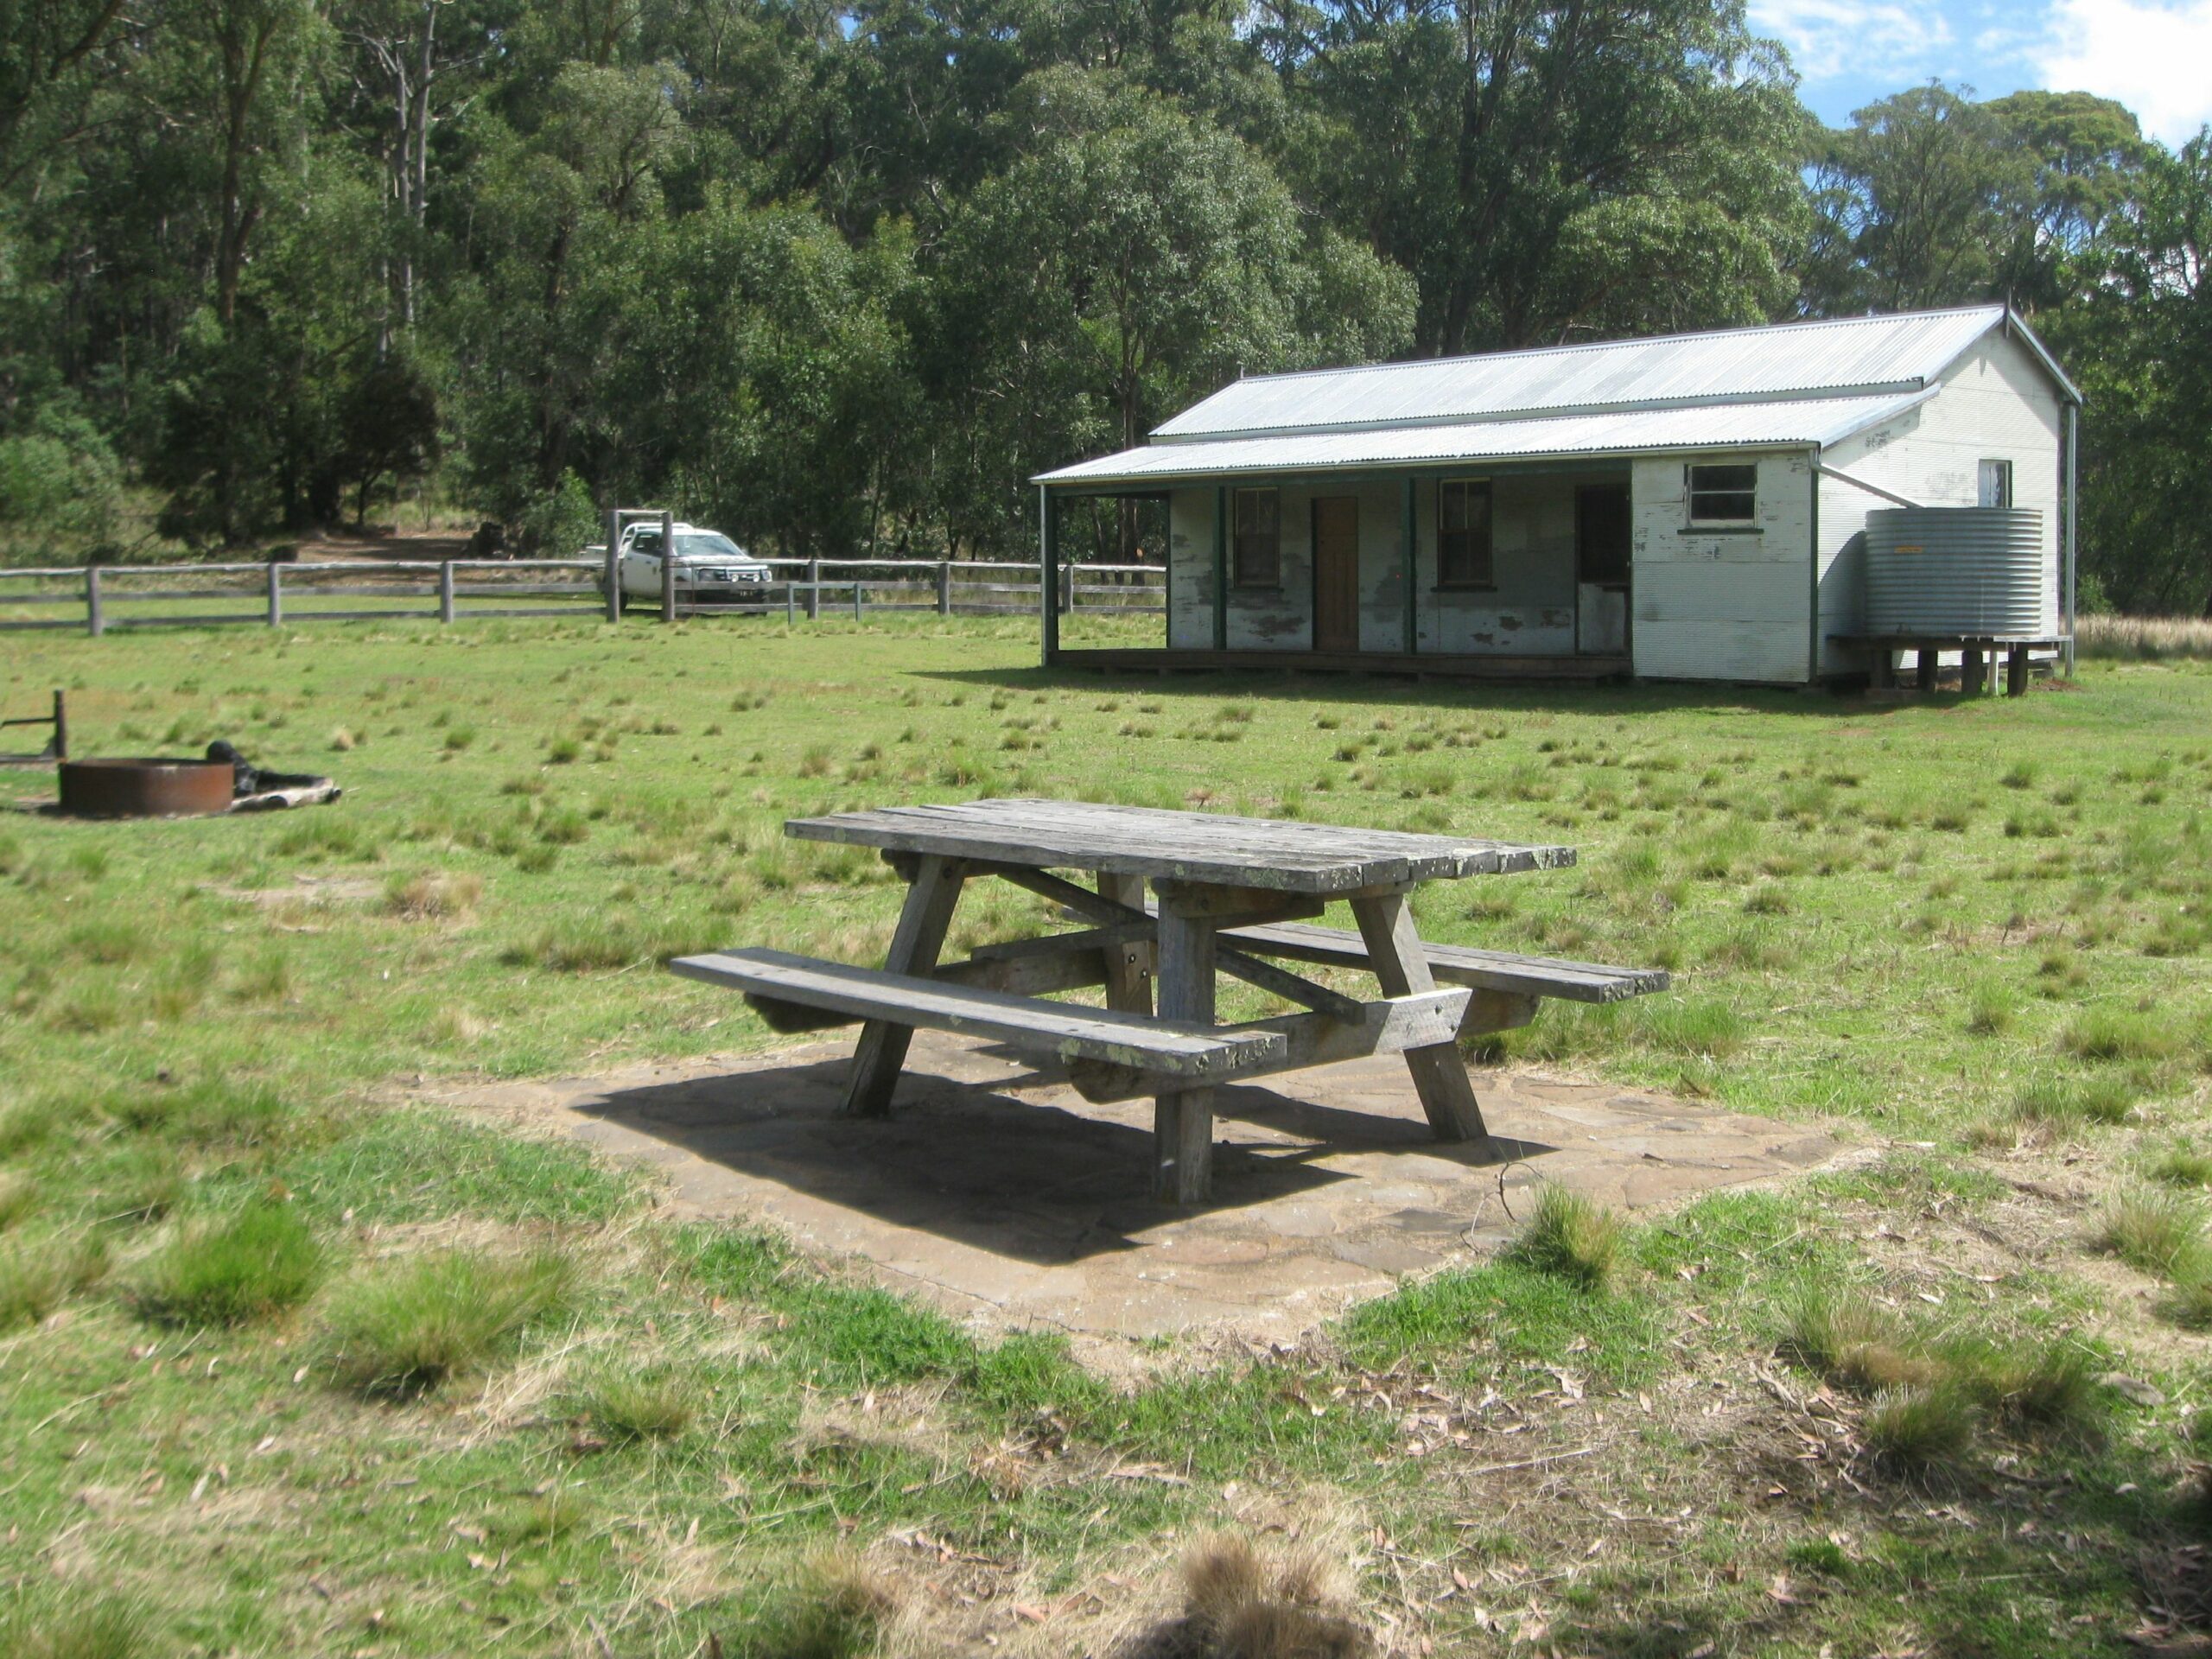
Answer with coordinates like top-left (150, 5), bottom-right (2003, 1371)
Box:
top-left (1978, 459), bottom-right (2013, 508)
top-left (1686, 462), bottom-right (1758, 526)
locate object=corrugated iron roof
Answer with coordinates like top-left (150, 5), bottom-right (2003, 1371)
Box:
top-left (1149, 306), bottom-right (2060, 444)
top-left (1037, 391), bottom-right (1931, 488)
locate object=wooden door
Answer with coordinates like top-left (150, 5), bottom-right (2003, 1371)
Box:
top-left (1312, 497), bottom-right (1359, 652)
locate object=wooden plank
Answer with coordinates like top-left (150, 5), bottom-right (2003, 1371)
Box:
top-left (1221, 919), bottom-right (1669, 1004)
top-left (1153, 900), bottom-right (1217, 1204)
top-left (786, 799), bottom-right (1573, 894)
top-left (669, 948), bottom-right (1281, 1077)
top-left (842, 855), bottom-right (965, 1116)
top-left (1067, 989), bottom-right (1471, 1103)
top-left (1351, 892), bottom-right (1496, 1152)
top-left (989, 863), bottom-right (1324, 931)
top-left (1097, 873), bottom-right (1153, 1016)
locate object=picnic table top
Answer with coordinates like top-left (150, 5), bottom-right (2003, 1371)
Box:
top-left (785, 798), bottom-right (1575, 894)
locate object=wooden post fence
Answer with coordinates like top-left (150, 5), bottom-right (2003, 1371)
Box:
top-left (604, 509), bottom-right (621, 622)
top-left (266, 563), bottom-right (283, 626)
top-left (658, 509), bottom-right (676, 625)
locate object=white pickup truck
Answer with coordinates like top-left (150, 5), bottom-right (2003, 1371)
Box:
top-left (588, 521), bottom-right (774, 608)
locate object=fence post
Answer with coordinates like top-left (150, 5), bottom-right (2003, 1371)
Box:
top-left (603, 509), bottom-right (621, 622)
top-left (86, 564), bottom-right (103, 638)
top-left (937, 561), bottom-right (951, 615)
top-left (52, 690), bottom-right (67, 760)
top-left (804, 558), bottom-right (820, 620)
top-left (438, 561), bottom-right (456, 624)
top-left (854, 569), bottom-right (863, 621)
top-left (1061, 563), bottom-right (1075, 615)
top-left (266, 562), bottom-right (283, 627)
top-left (658, 510), bottom-right (676, 625)
top-left (785, 575), bottom-right (795, 626)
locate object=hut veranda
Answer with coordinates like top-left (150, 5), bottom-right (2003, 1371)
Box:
top-left (1035, 305), bottom-right (2082, 688)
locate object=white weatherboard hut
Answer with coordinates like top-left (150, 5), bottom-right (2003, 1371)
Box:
top-left (1034, 305), bottom-right (2081, 687)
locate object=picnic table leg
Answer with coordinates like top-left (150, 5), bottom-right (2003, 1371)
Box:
top-left (1098, 872), bottom-right (1154, 1016)
top-left (1350, 891), bottom-right (1500, 1156)
top-left (841, 854), bottom-right (966, 1117)
top-left (1151, 899), bottom-right (1215, 1204)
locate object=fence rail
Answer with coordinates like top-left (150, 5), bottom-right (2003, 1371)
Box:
top-left (0, 556), bottom-right (1164, 636)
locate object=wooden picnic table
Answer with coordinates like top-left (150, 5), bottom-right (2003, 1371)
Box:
top-left (673, 799), bottom-right (1663, 1204)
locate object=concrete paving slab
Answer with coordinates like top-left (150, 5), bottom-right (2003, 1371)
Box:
top-left (442, 1031), bottom-right (1847, 1351)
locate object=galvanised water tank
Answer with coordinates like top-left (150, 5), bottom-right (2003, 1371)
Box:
top-left (1864, 507), bottom-right (2046, 635)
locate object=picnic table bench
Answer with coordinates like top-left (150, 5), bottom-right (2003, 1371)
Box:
top-left (670, 799), bottom-right (1669, 1203)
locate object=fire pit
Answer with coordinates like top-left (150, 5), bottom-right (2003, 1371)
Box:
top-left (58, 757), bottom-right (236, 818)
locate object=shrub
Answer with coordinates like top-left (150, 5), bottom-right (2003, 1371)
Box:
top-left (1504, 1185), bottom-right (1623, 1291)
top-left (133, 1201), bottom-right (322, 1325)
top-left (322, 1247), bottom-right (575, 1396)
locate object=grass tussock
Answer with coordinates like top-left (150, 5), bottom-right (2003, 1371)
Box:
top-left (2088, 1186), bottom-right (2206, 1279)
top-left (383, 868), bottom-right (484, 920)
top-left (0, 1591), bottom-right (155, 1659)
top-left (0, 1230), bottom-right (109, 1328)
top-left (2062, 1007), bottom-right (2183, 1065)
top-left (580, 1365), bottom-right (696, 1442)
top-left (322, 1246), bottom-right (576, 1397)
top-left (1503, 1185), bottom-right (1624, 1291)
top-left (740, 1548), bottom-right (908, 1659)
top-left (132, 1200), bottom-right (322, 1325)
top-left (1781, 1285), bottom-right (1937, 1394)
top-left (1861, 1384), bottom-right (1975, 1475)
top-left (1180, 1530), bottom-right (1370, 1659)
top-left (1971, 1076), bottom-right (2134, 1147)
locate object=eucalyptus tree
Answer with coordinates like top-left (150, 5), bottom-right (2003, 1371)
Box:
top-left (927, 66), bottom-right (1413, 555)
top-left (1267, 0), bottom-right (1807, 354)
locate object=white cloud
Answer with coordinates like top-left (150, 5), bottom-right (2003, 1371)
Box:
top-left (1749, 0), bottom-right (1955, 82)
top-left (2034, 0), bottom-right (2212, 143)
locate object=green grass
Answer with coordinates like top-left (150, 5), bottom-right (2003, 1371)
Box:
top-left (321, 1246), bottom-right (577, 1397)
top-left (2088, 1187), bottom-right (2206, 1278)
top-left (130, 1199), bottom-right (323, 1325)
top-left (1503, 1183), bottom-right (1624, 1290)
top-left (3, 619), bottom-right (2211, 1653)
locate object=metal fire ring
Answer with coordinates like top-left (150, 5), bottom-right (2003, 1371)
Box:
top-left (58, 757), bottom-right (234, 818)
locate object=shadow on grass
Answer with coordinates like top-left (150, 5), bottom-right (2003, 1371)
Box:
top-left (915, 663), bottom-right (1919, 721)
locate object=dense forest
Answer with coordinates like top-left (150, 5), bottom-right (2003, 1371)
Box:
top-left (1, 0), bottom-right (2209, 610)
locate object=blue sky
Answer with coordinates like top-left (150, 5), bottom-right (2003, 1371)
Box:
top-left (1751, 0), bottom-right (2212, 144)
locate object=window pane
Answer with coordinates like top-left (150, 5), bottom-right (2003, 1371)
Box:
top-left (1690, 464), bottom-right (1757, 493)
top-left (1688, 462), bottom-right (1757, 524)
top-left (1438, 480), bottom-right (1491, 586)
top-left (1234, 488), bottom-right (1279, 587)
top-left (1978, 460), bottom-right (2012, 508)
